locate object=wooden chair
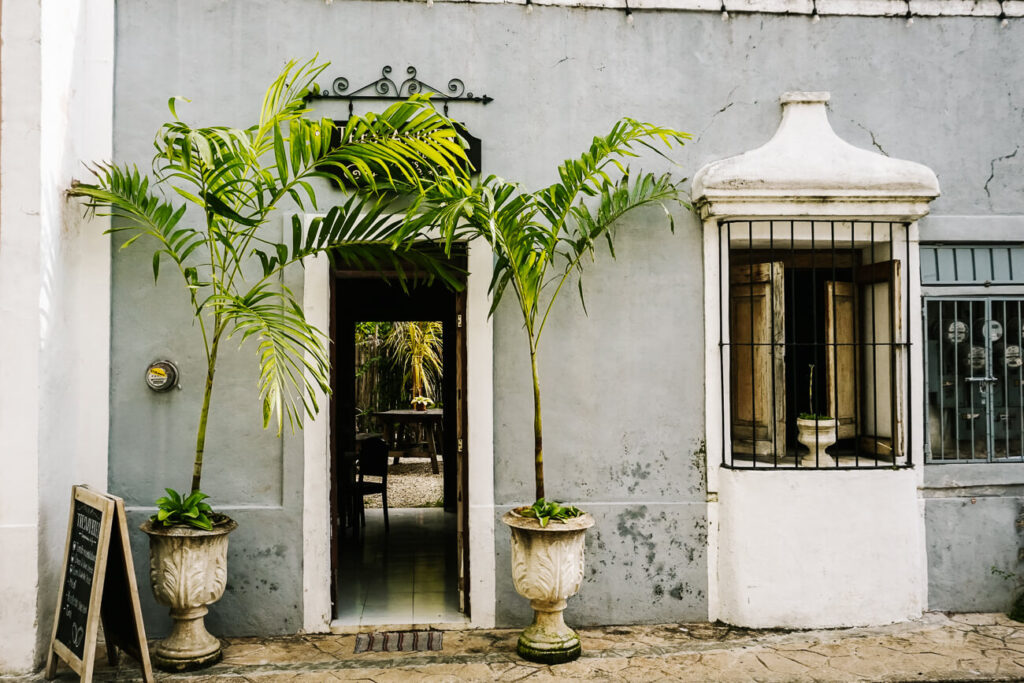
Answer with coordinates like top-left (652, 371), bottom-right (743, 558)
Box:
top-left (356, 437), bottom-right (390, 532)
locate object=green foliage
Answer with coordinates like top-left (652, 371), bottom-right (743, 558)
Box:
top-left (798, 413), bottom-right (834, 420)
top-left (421, 117), bottom-right (691, 501)
top-left (517, 498), bottom-right (584, 528)
top-left (386, 321), bottom-right (443, 402)
top-left (153, 488), bottom-right (215, 531)
top-left (68, 57), bottom-right (469, 496)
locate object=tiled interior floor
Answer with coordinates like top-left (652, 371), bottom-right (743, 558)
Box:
top-left (334, 507), bottom-right (463, 626)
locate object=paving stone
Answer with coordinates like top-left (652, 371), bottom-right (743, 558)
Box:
top-left (494, 663), bottom-right (545, 681)
top-left (32, 611), bottom-right (1024, 682)
top-left (951, 613), bottom-right (1001, 626)
top-left (754, 650), bottom-right (812, 674)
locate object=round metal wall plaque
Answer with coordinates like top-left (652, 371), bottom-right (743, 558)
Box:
top-left (969, 346), bottom-right (986, 370)
top-left (145, 360), bottom-right (179, 392)
top-left (1007, 346), bottom-right (1023, 368)
top-left (983, 320), bottom-right (1004, 342)
top-left (947, 321), bottom-right (967, 343)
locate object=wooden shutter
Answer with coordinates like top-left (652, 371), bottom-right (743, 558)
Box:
top-left (729, 263), bottom-right (786, 456)
top-left (825, 281), bottom-right (858, 439)
top-left (856, 260), bottom-right (902, 457)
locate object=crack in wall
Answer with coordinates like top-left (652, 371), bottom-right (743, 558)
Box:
top-left (984, 146), bottom-right (1020, 199)
top-left (846, 117), bottom-right (889, 156)
top-left (695, 86), bottom-right (741, 144)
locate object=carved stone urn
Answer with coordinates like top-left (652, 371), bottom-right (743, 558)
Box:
top-left (502, 510), bottom-right (595, 664)
top-left (140, 519), bottom-right (237, 671)
top-left (796, 417), bottom-right (837, 466)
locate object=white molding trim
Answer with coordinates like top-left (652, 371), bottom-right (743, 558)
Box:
top-left (301, 232), bottom-right (496, 631)
top-left (302, 253), bottom-right (333, 632)
top-left (374, 0), bottom-right (1024, 17)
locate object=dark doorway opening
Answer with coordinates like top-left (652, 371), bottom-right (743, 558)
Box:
top-left (329, 249), bottom-right (468, 625)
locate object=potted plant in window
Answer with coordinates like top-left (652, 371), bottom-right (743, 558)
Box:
top-left (68, 58), bottom-right (467, 671)
top-left (796, 363), bottom-right (837, 465)
top-left (425, 120), bottom-right (690, 663)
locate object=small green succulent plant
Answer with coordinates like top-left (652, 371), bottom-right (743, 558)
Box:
top-left (516, 498), bottom-right (584, 527)
top-left (152, 488), bottom-right (215, 531)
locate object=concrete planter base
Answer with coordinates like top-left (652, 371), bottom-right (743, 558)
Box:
top-left (141, 518), bottom-right (237, 672)
top-left (502, 510), bottom-right (594, 664)
top-left (796, 417), bottom-right (837, 466)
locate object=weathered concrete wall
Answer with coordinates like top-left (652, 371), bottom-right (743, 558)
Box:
top-left (112, 0), bottom-right (1024, 632)
top-left (924, 466), bottom-right (1024, 612)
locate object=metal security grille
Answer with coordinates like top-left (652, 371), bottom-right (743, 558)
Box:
top-left (921, 245), bottom-right (1024, 286)
top-left (720, 220), bottom-right (913, 469)
top-left (924, 298), bottom-right (1024, 463)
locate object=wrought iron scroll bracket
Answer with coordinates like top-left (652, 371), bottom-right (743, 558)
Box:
top-left (305, 65), bottom-right (493, 116)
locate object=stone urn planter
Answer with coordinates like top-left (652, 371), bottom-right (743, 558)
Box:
top-left (796, 417), bottom-right (837, 466)
top-left (140, 518), bottom-right (237, 671)
top-left (502, 510), bottom-right (595, 664)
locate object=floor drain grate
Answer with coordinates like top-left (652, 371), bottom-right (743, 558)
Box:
top-left (354, 630), bottom-right (443, 653)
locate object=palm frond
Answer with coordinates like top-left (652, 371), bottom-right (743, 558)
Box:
top-left (210, 284), bottom-right (330, 433)
top-left (68, 163), bottom-right (206, 284)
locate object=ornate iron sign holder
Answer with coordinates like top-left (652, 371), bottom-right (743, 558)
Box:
top-left (305, 65), bottom-right (492, 116)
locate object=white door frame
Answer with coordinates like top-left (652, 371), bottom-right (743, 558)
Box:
top-left (301, 233), bottom-right (496, 631)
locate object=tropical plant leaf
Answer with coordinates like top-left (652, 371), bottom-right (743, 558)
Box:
top-left (210, 285), bottom-right (331, 434)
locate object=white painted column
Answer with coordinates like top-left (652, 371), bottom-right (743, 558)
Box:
top-left (0, 0), bottom-right (113, 673)
top-left (0, 1), bottom-right (45, 671)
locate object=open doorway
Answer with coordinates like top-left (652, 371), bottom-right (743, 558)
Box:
top-left (329, 249), bottom-right (468, 626)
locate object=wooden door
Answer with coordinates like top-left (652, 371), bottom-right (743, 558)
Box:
top-left (729, 263), bottom-right (786, 456)
top-left (454, 289), bottom-right (469, 615)
top-left (825, 281), bottom-right (859, 439)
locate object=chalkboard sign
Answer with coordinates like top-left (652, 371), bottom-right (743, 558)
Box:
top-left (55, 498), bottom-right (104, 659)
top-left (45, 486), bottom-right (153, 683)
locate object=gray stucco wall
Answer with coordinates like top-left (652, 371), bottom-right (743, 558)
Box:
top-left (112, 0), bottom-right (1023, 633)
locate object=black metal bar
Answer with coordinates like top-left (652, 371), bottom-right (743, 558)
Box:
top-left (950, 299), bottom-right (958, 458)
top-left (853, 223), bottom-right (861, 468)
top-left (790, 221), bottom-right (799, 466)
top-left (721, 222), bottom-right (727, 467)
top-left (749, 222), bottom-right (757, 467)
top-left (305, 66), bottom-right (493, 105)
top-left (906, 224), bottom-right (914, 465)
top-left (769, 220), bottom-right (778, 466)
top-left (870, 222), bottom-right (879, 465)
top-left (831, 221), bottom-right (839, 466)
top-left (811, 222), bottom-right (820, 466)
top-left (890, 223), bottom-right (898, 462)
top-left (969, 303), bottom-right (978, 461)
top-left (1018, 300), bottom-right (1023, 461)
top-left (937, 300), bottom-right (945, 461)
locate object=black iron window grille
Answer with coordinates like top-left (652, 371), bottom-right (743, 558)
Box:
top-left (921, 245), bottom-right (1024, 463)
top-left (719, 220), bottom-right (913, 469)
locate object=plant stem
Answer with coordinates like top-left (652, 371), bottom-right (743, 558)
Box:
top-left (191, 326), bottom-right (223, 493)
top-left (530, 348), bottom-right (544, 501)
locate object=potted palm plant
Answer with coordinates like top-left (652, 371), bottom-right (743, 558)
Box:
top-left (426, 120), bottom-right (690, 663)
top-left (68, 58), bottom-right (468, 670)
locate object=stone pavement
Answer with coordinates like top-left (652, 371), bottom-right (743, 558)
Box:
top-left (26, 612), bottom-right (1024, 682)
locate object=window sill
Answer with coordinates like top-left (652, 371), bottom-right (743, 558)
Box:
top-left (923, 462), bottom-right (1024, 490)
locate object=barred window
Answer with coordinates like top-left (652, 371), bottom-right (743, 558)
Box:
top-left (922, 245), bottom-right (1024, 463)
top-left (720, 220), bottom-right (913, 469)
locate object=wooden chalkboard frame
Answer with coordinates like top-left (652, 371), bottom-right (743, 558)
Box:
top-left (45, 486), bottom-right (153, 682)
